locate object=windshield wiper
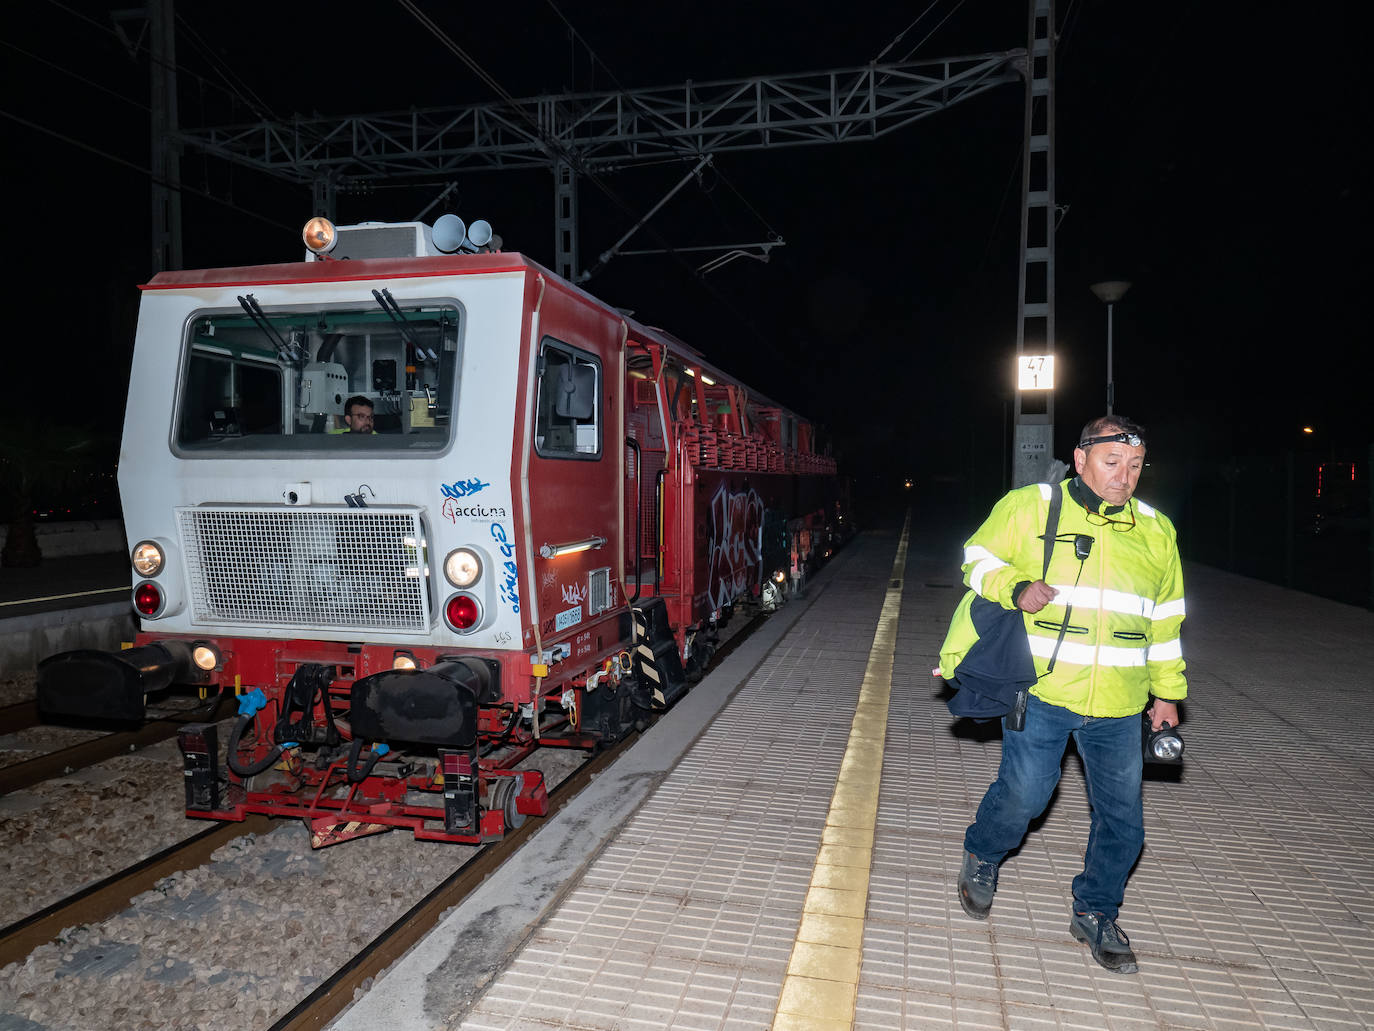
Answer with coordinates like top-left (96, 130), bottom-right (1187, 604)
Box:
top-left (237, 294), bottom-right (307, 364)
top-left (372, 288), bottom-right (439, 362)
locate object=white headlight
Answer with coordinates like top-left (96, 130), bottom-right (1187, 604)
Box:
top-left (132, 540), bottom-right (164, 578)
top-left (444, 548), bottom-right (482, 588)
top-left (191, 643), bottom-right (220, 671)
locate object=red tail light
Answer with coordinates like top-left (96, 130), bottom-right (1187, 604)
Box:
top-left (134, 581), bottom-right (163, 616)
top-left (445, 593), bottom-right (480, 630)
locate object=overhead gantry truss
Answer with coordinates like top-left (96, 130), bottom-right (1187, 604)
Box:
top-left (171, 50), bottom-right (1023, 279)
top-left (176, 52), bottom-right (1023, 181)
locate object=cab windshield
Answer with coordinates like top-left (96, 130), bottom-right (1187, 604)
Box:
top-left (174, 298), bottom-right (460, 453)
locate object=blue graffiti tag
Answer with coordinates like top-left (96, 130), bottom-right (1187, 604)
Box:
top-left (490, 522), bottom-right (521, 613)
top-left (441, 477), bottom-right (491, 500)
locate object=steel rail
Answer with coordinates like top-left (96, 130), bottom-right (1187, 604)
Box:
top-left (0, 700), bottom-right (39, 735)
top-left (0, 695), bottom-right (233, 796)
top-left (0, 815), bottom-right (275, 969)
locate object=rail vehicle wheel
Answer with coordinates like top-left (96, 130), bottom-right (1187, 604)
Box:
top-left (490, 775), bottom-right (525, 831)
top-left (684, 633), bottom-right (717, 684)
top-left (626, 674), bottom-right (654, 732)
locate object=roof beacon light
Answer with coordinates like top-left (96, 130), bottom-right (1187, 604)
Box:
top-left (303, 216), bottom-right (338, 255)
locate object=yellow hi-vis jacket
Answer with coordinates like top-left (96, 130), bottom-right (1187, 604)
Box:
top-left (937, 479), bottom-right (1187, 718)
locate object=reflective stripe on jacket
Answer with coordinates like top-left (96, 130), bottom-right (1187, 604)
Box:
top-left (938, 479), bottom-right (1187, 718)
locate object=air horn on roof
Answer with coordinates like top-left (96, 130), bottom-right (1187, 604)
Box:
top-left (432, 213), bottom-right (496, 254)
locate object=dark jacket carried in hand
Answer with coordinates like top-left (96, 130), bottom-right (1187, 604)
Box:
top-left (941, 594), bottom-right (1035, 720)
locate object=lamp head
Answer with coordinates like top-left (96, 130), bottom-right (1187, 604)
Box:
top-left (1090, 280), bottom-right (1132, 304)
top-left (1142, 714), bottom-right (1184, 764)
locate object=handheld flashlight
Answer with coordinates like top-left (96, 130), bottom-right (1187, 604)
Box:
top-left (1141, 713), bottom-right (1185, 764)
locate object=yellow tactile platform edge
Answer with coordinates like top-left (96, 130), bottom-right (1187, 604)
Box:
top-left (772, 515), bottom-right (909, 1031)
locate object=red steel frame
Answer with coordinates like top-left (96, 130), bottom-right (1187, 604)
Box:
top-left (158, 634), bottom-right (573, 844)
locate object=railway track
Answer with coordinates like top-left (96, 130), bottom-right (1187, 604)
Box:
top-left (0, 700), bottom-right (39, 735)
top-left (0, 603), bottom-right (771, 1028)
top-left (0, 815), bottom-right (274, 969)
top-left (0, 730), bottom-right (623, 1027)
top-left (0, 694), bottom-right (232, 796)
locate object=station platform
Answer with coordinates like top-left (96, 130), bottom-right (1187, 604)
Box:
top-left (0, 550), bottom-right (129, 614)
top-left (334, 517), bottom-right (1374, 1031)
top-left (0, 551), bottom-right (131, 674)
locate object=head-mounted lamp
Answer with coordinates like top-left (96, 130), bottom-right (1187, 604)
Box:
top-left (1079, 431), bottom-right (1143, 449)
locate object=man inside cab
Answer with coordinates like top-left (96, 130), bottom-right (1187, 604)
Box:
top-left (340, 395), bottom-right (374, 434)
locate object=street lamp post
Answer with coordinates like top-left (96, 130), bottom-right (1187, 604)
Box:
top-left (1090, 280), bottom-right (1131, 414)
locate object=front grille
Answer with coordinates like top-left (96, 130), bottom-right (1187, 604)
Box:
top-left (177, 506), bottom-right (431, 632)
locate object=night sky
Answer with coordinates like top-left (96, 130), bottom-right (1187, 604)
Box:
top-left (5, 1), bottom-right (1370, 512)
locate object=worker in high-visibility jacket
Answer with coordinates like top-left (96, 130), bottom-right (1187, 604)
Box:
top-left (941, 415), bottom-right (1187, 975)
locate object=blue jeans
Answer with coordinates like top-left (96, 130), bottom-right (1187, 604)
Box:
top-left (964, 693), bottom-right (1144, 918)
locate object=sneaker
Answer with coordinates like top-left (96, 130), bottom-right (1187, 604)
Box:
top-left (1070, 910), bottom-right (1139, 974)
top-left (957, 850), bottom-right (998, 920)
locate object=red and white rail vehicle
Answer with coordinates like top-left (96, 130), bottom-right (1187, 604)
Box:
top-left (38, 214), bottom-right (845, 847)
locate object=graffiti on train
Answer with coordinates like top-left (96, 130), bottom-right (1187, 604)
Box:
top-left (706, 485), bottom-right (763, 610)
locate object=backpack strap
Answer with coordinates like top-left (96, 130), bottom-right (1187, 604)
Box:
top-left (1007, 480), bottom-right (1064, 732)
top-left (1042, 481), bottom-right (1062, 579)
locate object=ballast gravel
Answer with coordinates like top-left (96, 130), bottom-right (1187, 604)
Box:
top-left (0, 710), bottom-right (578, 1030)
top-left (0, 723), bottom-right (109, 770)
top-left (2, 802), bottom-right (471, 1030)
top-left (0, 671), bottom-right (36, 707)
top-left (0, 740), bottom-right (200, 920)
top-left (0, 709), bottom-right (447, 1029)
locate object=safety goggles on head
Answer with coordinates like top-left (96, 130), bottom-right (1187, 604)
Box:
top-left (1078, 431), bottom-right (1144, 449)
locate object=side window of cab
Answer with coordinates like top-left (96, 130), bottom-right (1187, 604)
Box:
top-left (534, 338), bottom-right (601, 459)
